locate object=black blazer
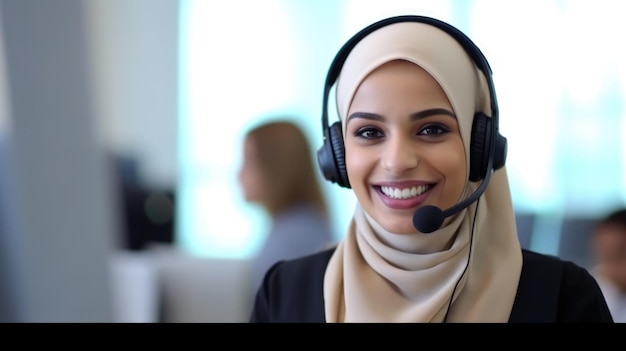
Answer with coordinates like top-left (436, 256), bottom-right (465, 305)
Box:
top-left (250, 248), bottom-right (614, 323)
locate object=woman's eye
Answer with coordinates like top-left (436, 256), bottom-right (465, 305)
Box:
top-left (355, 127), bottom-right (383, 139)
top-left (418, 124), bottom-right (449, 136)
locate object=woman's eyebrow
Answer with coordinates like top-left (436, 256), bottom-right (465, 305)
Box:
top-left (347, 108), bottom-right (456, 123)
top-left (410, 108), bottom-right (456, 120)
top-left (347, 112), bottom-right (383, 122)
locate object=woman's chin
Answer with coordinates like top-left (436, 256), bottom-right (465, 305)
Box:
top-left (377, 216), bottom-right (418, 235)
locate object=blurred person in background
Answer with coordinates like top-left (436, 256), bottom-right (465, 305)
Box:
top-left (591, 208), bottom-right (626, 322)
top-left (238, 120), bottom-right (335, 295)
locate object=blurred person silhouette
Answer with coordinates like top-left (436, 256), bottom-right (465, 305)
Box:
top-left (238, 120), bottom-right (335, 294)
top-left (249, 15), bottom-right (613, 323)
top-left (591, 208), bottom-right (626, 322)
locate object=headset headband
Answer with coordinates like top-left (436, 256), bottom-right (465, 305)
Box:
top-left (321, 15), bottom-right (499, 131)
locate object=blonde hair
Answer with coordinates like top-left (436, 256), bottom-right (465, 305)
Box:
top-left (244, 120), bottom-right (328, 219)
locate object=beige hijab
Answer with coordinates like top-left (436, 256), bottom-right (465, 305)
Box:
top-left (323, 21), bottom-right (523, 323)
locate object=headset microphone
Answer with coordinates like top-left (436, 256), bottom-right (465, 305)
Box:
top-left (412, 159), bottom-right (494, 233)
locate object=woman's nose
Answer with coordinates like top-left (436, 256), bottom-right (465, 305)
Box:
top-left (381, 135), bottom-right (419, 175)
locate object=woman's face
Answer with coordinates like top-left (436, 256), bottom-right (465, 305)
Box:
top-left (238, 137), bottom-right (266, 204)
top-left (344, 60), bottom-right (467, 234)
top-left (593, 223), bottom-right (626, 290)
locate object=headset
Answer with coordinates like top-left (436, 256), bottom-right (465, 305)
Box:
top-left (315, 16), bottom-right (508, 320)
top-left (316, 15), bottom-right (507, 191)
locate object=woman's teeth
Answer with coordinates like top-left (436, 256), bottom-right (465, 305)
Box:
top-left (380, 185), bottom-right (430, 199)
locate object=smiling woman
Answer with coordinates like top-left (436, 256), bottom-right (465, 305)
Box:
top-left (249, 14), bottom-right (614, 323)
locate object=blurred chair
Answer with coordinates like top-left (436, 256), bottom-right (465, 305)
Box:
top-left (154, 247), bottom-right (253, 323)
top-left (109, 250), bottom-right (160, 323)
top-left (109, 245), bottom-right (253, 323)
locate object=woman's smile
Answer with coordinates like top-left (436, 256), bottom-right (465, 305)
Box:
top-left (373, 181), bottom-right (436, 210)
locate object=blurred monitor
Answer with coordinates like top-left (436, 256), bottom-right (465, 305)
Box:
top-left (515, 213), bottom-right (535, 250)
top-left (557, 216), bottom-right (598, 270)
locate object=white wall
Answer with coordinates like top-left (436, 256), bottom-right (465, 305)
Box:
top-left (86, 0), bottom-right (179, 190)
top-left (0, 0), bottom-right (117, 322)
top-left (1, 0), bottom-right (255, 323)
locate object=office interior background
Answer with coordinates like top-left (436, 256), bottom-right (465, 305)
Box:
top-left (1, 0), bottom-right (625, 322)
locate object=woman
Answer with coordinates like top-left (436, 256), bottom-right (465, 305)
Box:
top-left (249, 15), bottom-right (613, 322)
top-left (238, 120), bottom-right (335, 294)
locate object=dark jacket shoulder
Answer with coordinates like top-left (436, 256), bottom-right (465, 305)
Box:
top-left (510, 249), bottom-right (613, 322)
top-left (249, 248), bottom-right (334, 323)
top-left (250, 247), bottom-right (614, 323)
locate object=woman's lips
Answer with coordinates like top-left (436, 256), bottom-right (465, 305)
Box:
top-left (374, 182), bottom-right (435, 210)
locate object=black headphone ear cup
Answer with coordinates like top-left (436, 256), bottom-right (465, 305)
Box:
top-left (469, 113), bottom-right (491, 182)
top-left (493, 134), bottom-right (507, 172)
top-left (328, 122), bottom-right (350, 188)
top-left (317, 122), bottom-right (350, 188)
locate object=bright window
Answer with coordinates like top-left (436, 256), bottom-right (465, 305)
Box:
top-left (179, 0), bottom-right (626, 258)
